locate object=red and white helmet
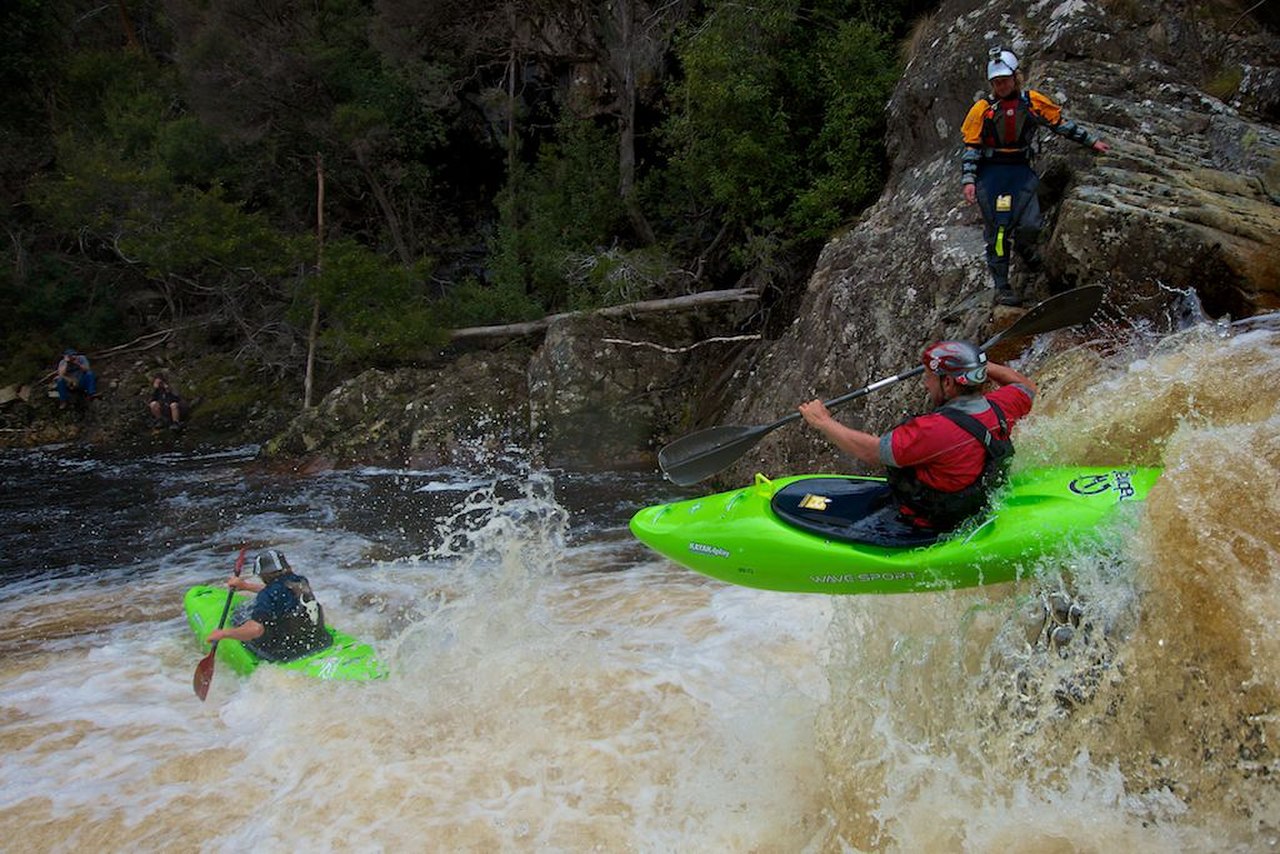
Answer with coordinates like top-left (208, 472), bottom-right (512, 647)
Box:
top-left (987, 47), bottom-right (1019, 80)
top-left (922, 340), bottom-right (988, 386)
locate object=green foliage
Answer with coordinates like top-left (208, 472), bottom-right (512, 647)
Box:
top-left (29, 136), bottom-right (300, 296)
top-left (0, 252), bottom-right (122, 384)
top-left (0, 0), bottom-right (62, 134)
top-left (441, 277), bottom-right (544, 328)
top-left (564, 246), bottom-right (686, 310)
top-left (789, 19), bottom-right (902, 236)
top-left (489, 115), bottom-right (628, 312)
top-left (659, 0), bottom-right (902, 254)
top-left (296, 239), bottom-right (445, 367)
top-left (3, 0), bottom-right (915, 387)
top-left (155, 117), bottom-right (228, 186)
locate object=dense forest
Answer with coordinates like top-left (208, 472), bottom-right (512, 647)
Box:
top-left (0, 0), bottom-right (929, 394)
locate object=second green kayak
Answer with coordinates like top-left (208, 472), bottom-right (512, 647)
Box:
top-left (629, 466), bottom-right (1161, 595)
top-left (184, 585), bottom-right (388, 681)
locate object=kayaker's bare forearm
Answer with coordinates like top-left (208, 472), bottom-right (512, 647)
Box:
top-left (799, 399), bottom-right (881, 466)
top-left (987, 362), bottom-right (1037, 395)
top-left (208, 620), bottom-right (264, 644)
top-left (821, 425), bottom-right (881, 466)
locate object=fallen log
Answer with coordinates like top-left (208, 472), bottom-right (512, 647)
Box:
top-left (448, 288), bottom-right (760, 342)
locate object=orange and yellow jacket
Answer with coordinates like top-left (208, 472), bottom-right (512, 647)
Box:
top-left (960, 89), bottom-right (1099, 183)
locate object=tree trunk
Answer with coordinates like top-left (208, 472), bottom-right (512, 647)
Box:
top-left (116, 0), bottom-right (143, 53)
top-left (304, 153), bottom-right (324, 410)
top-left (449, 287), bottom-right (760, 342)
top-left (353, 144), bottom-right (413, 266)
top-left (616, 0), bottom-right (656, 245)
top-left (506, 14), bottom-right (519, 180)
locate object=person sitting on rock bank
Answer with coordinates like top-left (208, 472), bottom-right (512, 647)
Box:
top-left (961, 47), bottom-right (1110, 306)
top-left (148, 374), bottom-right (187, 430)
top-left (798, 340), bottom-right (1036, 533)
top-left (206, 550), bottom-right (332, 662)
top-left (55, 348), bottom-right (97, 407)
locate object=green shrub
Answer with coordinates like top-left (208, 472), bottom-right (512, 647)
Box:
top-left (488, 115), bottom-right (628, 313)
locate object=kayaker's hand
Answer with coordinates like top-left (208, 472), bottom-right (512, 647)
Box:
top-left (208, 629), bottom-right (226, 644)
top-left (963, 184), bottom-right (977, 205)
top-left (799, 399), bottom-right (834, 429)
top-left (1092, 140), bottom-right (1110, 153)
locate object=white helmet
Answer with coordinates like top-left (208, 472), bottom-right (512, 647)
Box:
top-left (987, 47), bottom-right (1019, 80)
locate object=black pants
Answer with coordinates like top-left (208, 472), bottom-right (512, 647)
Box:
top-left (976, 163), bottom-right (1042, 290)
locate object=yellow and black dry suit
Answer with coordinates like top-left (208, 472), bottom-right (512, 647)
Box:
top-left (960, 89), bottom-right (1099, 292)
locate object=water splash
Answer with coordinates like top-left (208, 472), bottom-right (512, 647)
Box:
top-left (815, 318), bottom-right (1280, 850)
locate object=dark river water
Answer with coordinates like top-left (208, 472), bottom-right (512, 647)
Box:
top-left (1, 318), bottom-right (1277, 851)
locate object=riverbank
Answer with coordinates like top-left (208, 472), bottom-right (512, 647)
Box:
top-left (0, 350), bottom-right (296, 453)
top-left (0, 289), bottom-right (763, 476)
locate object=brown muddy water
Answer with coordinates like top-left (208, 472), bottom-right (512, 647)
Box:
top-left (1, 314), bottom-right (1277, 851)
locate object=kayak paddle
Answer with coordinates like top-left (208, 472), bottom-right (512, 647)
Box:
top-left (193, 546), bottom-right (248, 701)
top-left (658, 285), bottom-right (1104, 486)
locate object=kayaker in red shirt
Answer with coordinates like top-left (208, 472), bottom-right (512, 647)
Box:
top-left (799, 340), bottom-right (1036, 531)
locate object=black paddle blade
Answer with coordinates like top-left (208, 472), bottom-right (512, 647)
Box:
top-left (985, 285), bottom-right (1104, 347)
top-left (193, 650), bottom-right (216, 701)
top-left (658, 424), bottom-right (771, 486)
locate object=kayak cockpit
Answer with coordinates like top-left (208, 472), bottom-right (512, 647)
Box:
top-left (769, 476), bottom-right (942, 548)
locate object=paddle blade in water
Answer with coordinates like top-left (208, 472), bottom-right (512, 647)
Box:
top-left (191, 546), bottom-right (246, 701)
top-left (193, 650), bottom-right (216, 701)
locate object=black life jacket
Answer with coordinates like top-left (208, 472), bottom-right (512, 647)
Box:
top-left (980, 92), bottom-right (1038, 162)
top-left (885, 400), bottom-right (1014, 531)
top-left (251, 575), bottom-right (331, 662)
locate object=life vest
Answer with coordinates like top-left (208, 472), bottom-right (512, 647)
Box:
top-left (885, 401), bottom-right (1014, 531)
top-left (980, 92), bottom-right (1037, 161)
top-left (249, 575), bottom-right (331, 662)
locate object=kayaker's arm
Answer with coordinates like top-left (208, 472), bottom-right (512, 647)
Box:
top-left (208, 619), bottom-right (264, 644)
top-left (986, 361), bottom-right (1037, 396)
top-left (228, 576), bottom-right (264, 593)
top-left (799, 399), bottom-right (882, 466)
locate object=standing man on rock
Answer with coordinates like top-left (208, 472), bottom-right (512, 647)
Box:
top-left (961, 47), bottom-right (1110, 306)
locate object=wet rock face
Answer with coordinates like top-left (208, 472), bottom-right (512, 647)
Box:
top-left (263, 290), bottom-right (758, 469)
top-left (527, 299), bottom-right (759, 470)
top-left (264, 349), bottom-right (534, 469)
top-left (901, 1), bottom-right (1280, 318)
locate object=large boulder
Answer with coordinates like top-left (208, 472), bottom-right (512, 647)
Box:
top-left (264, 348), bottom-right (534, 469)
top-left (527, 292), bottom-right (760, 469)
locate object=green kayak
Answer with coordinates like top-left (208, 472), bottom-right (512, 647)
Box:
top-left (184, 585), bottom-right (388, 680)
top-left (629, 466), bottom-right (1161, 595)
